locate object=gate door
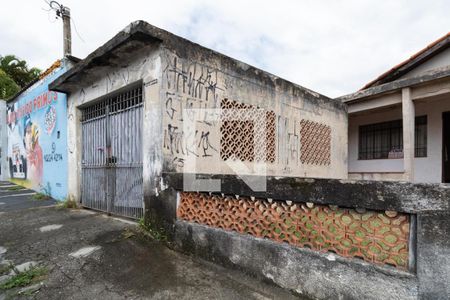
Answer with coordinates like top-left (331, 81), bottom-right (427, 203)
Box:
top-left (81, 85), bottom-right (143, 219)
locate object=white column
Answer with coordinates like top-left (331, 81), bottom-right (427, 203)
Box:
top-left (402, 88), bottom-right (415, 182)
top-left (67, 98), bottom-right (81, 202)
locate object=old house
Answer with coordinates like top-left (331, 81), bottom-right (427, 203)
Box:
top-left (45, 22), bottom-right (450, 299)
top-left (340, 32), bottom-right (450, 183)
top-left (4, 56), bottom-right (79, 199)
top-left (49, 20), bottom-right (347, 219)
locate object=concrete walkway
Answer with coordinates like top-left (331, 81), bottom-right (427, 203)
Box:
top-left (0, 182), bottom-right (300, 299)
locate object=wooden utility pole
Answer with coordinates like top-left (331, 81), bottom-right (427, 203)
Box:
top-left (49, 1), bottom-right (72, 56)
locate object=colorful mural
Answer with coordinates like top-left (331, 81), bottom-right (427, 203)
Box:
top-left (6, 61), bottom-right (68, 200)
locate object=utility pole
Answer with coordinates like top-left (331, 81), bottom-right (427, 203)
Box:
top-left (49, 1), bottom-right (72, 56)
top-left (61, 6), bottom-right (71, 56)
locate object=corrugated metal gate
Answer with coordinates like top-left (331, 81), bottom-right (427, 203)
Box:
top-left (81, 85), bottom-right (143, 219)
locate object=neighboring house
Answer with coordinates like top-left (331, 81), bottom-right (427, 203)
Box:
top-left (6, 57), bottom-right (79, 199)
top-left (49, 21), bottom-right (347, 219)
top-left (339, 32), bottom-right (450, 183)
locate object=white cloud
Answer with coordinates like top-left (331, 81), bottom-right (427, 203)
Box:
top-left (1, 0), bottom-right (449, 97)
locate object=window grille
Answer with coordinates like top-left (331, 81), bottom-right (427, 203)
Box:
top-left (415, 116), bottom-right (427, 157)
top-left (358, 116), bottom-right (427, 160)
top-left (81, 86), bottom-right (143, 122)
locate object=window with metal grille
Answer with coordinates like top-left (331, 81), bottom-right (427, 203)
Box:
top-left (415, 116), bottom-right (427, 157)
top-left (358, 116), bottom-right (427, 160)
top-left (81, 85), bottom-right (143, 122)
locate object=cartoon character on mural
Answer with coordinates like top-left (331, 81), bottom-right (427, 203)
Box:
top-left (7, 106), bottom-right (44, 185)
top-left (6, 63), bottom-right (69, 200)
top-left (23, 115), bottom-right (43, 184)
top-left (7, 104), bottom-right (27, 179)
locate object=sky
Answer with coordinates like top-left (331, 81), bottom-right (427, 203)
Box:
top-left (1, 0), bottom-right (449, 97)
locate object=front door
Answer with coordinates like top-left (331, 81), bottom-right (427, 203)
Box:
top-left (443, 112), bottom-right (450, 183)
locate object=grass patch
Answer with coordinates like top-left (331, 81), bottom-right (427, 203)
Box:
top-left (0, 266), bottom-right (48, 290)
top-left (138, 218), bottom-right (167, 241)
top-left (56, 196), bottom-right (77, 209)
top-left (32, 193), bottom-right (51, 201)
top-left (6, 186), bottom-right (24, 191)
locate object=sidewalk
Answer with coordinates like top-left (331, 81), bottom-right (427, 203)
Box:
top-left (0, 182), bottom-right (300, 299)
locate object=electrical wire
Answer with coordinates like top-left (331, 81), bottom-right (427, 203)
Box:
top-left (71, 16), bottom-right (86, 43)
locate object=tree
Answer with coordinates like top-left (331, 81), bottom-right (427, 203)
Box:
top-left (0, 55), bottom-right (41, 97)
top-left (0, 69), bottom-right (20, 99)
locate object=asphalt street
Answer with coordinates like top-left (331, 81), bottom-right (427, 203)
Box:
top-left (0, 181), bottom-right (301, 299)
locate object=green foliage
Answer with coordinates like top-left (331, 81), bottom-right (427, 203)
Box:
top-left (57, 196), bottom-right (77, 209)
top-left (0, 54), bottom-right (41, 99)
top-left (32, 193), bottom-right (51, 201)
top-left (33, 183), bottom-right (53, 201)
top-left (6, 185), bottom-right (24, 191)
top-left (0, 55), bottom-right (41, 88)
top-left (0, 69), bottom-right (19, 99)
top-left (138, 218), bottom-right (167, 241)
top-left (0, 266), bottom-right (47, 290)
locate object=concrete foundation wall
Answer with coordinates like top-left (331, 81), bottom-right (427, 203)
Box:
top-left (165, 173), bottom-right (450, 300)
top-left (174, 221), bottom-right (417, 300)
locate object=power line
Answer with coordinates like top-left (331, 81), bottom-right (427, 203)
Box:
top-left (71, 16), bottom-right (85, 43)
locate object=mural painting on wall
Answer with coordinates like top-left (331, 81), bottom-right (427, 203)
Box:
top-left (7, 86), bottom-right (67, 200)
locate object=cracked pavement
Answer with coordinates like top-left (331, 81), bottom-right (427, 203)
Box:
top-left (0, 182), bottom-right (300, 299)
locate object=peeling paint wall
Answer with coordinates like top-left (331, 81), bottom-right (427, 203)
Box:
top-left (160, 48), bottom-right (348, 179)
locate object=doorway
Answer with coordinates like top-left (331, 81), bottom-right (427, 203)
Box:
top-left (80, 85), bottom-right (144, 219)
top-left (443, 112), bottom-right (450, 183)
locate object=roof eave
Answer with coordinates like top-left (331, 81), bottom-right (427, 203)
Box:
top-left (362, 32), bottom-right (450, 90)
top-left (338, 66), bottom-right (450, 104)
top-left (49, 21), bottom-right (162, 94)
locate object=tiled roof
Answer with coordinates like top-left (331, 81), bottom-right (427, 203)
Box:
top-left (362, 32), bottom-right (450, 90)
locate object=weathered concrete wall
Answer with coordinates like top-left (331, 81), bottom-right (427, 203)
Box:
top-left (52, 21), bottom-right (347, 210)
top-left (166, 173), bottom-right (450, 300)
top-left (64, 42), bottom-right (162, 203)
top-left (416, 212), bottom-right (450, 299)
top-left (174, 221), bottom-right (417, 300)
top-left (159, 47), bottom-right (347, 179)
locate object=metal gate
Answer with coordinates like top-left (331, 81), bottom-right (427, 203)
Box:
top-left (81, 85), bottom-right (143, 219)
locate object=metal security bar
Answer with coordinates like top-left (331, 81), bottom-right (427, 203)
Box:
top-left (358, 115), bottom-right (427, 160)
top-left (81, 85), bottom-right (143, 219)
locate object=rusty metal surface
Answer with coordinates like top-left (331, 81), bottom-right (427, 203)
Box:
top-left (178, 192), bottom-right (410, 270)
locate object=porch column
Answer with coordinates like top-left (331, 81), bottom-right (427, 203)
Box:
top-left (402, 88), bottom-right (415, 182)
